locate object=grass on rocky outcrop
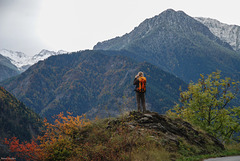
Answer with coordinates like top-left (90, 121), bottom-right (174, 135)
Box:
top-left (68, 110), bottom-right (227, 161)
top-left (70, 114), bottom-right (176, 161)
top-left (88, 113), bottom-right (240, 161)
top-left (5, 111), bottom-right (239, 161)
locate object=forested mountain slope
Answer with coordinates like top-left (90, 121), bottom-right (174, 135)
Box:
top-left (0, 86), bottom-right (42, 156)
top-left (1, 50), bottom-right (187, 121)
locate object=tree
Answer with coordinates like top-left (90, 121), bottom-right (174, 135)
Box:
top-left (3, 137), bottom-right (41, 161)
top-left (168, 71), bottom-right (240, 142)
top-left (4, 112), bottom-right (91, 161)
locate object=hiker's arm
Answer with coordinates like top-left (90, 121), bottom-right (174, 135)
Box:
top-left (133, 78), bottom-right (138, 85)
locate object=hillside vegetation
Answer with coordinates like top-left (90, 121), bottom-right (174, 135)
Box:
top-left (4, 111), bottom-right (224, 161)
top-left (3, 72), bottom-right (240, 160)
top-left (0, 54), bottom-right (20, 81)
top-left (1, 50), bottom-right (187, 121)
top-left (168, 71), bottom-right (240, 142)
top-left (0, 86), bottom-right (42, 157)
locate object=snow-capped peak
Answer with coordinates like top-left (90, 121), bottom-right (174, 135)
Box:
top-left (0, 49), bottom-right (68, 72)
top-left (0, 49), bottom-right (30, 71)
top-left (195, 17), bottom-right (240, 51)
top-left (57, 50), bottom-right (68, 55)
top-left (32, 49), bottom-right (56, 60)
top-left (0, 49), bottom-right (29, 59)
top-left (30, 49), bottom-right (68, 64)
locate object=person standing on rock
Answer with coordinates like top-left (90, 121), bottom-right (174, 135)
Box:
top-left (133, 71), bottom-right (147, 113)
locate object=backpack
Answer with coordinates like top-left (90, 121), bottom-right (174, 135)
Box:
top-left (138, 77), bottom-right (146, 92)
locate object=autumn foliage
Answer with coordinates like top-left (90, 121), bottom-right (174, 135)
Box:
top-left (3, 112), bottom-right (90, 161)
top-left (3, 137), bottom-right (40, 161)
top-left (3, 112), bottom-right (169, 161)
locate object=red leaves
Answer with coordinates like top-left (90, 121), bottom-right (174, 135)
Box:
top-left (3, 112), bottom-right (91, 160)
top-left (3, 137), bottom-right (41, 161)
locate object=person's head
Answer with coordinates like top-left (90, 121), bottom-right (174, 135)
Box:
top-left (138, 71), bottom-right (144, 77)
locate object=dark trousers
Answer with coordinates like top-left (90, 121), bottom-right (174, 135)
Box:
top-left (136, 92), bottom-right (146, 112)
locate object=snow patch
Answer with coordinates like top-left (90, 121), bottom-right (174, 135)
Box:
top-left (0, 49), bottom-right (68, 72)
top-left (195, 17), bottom-right (240, 51)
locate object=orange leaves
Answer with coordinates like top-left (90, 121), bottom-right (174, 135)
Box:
top-left (3, 112), bottom-right (91, 161)
top-left (3, 137), bottom-right (41, 161)
top-left (3, 111), bottom-right (161, 160)
top-left (36, 112), bottom-right (91, 160)
top-left (39, 112), bottom-right (90, 142)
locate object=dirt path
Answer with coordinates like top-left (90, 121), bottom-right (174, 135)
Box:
top-left (204, 156), bottom-right (240, 161)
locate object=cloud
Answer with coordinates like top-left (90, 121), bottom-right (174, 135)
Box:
top-left (0, 0), bottom-right (46, 55)
top-left (0, 0), bottom-right (240, 55)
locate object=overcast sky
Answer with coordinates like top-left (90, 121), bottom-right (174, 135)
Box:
top-left (0, 0), bottom-right (239, 55)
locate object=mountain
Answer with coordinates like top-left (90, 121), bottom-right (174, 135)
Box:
top-left (94, 9), bottom-right (240, 82)
top-left (30, 49), bottom-right (68, 68)
top-left (195, 17), bottom-right (240, 52)
top-left (0, 86), bottom-right (42, 156)
top-left (0, 54), bottom-right (20, 82)
top-left (1, 50), bottom-right (187, 121)
top-left (0, 49), bottom-right (68, 72)
top-left (0, 49), bottom-right (31, 72)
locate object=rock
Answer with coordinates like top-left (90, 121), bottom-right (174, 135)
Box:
top-left (108, 111), bottom-right (225, 154)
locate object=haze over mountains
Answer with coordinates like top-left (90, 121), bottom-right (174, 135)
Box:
top-left (2, 8), bottom-right (240, 122)
top-left (2, 8), bottom-right (240, 159)
top-left (1, 9), bottom-right (240, 83)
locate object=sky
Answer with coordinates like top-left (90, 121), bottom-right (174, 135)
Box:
top-left (0, 0), bottom-right (240, 56)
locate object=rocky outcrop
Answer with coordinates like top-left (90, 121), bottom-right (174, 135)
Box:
top-left (108, 111), bottom-right (224, 154)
